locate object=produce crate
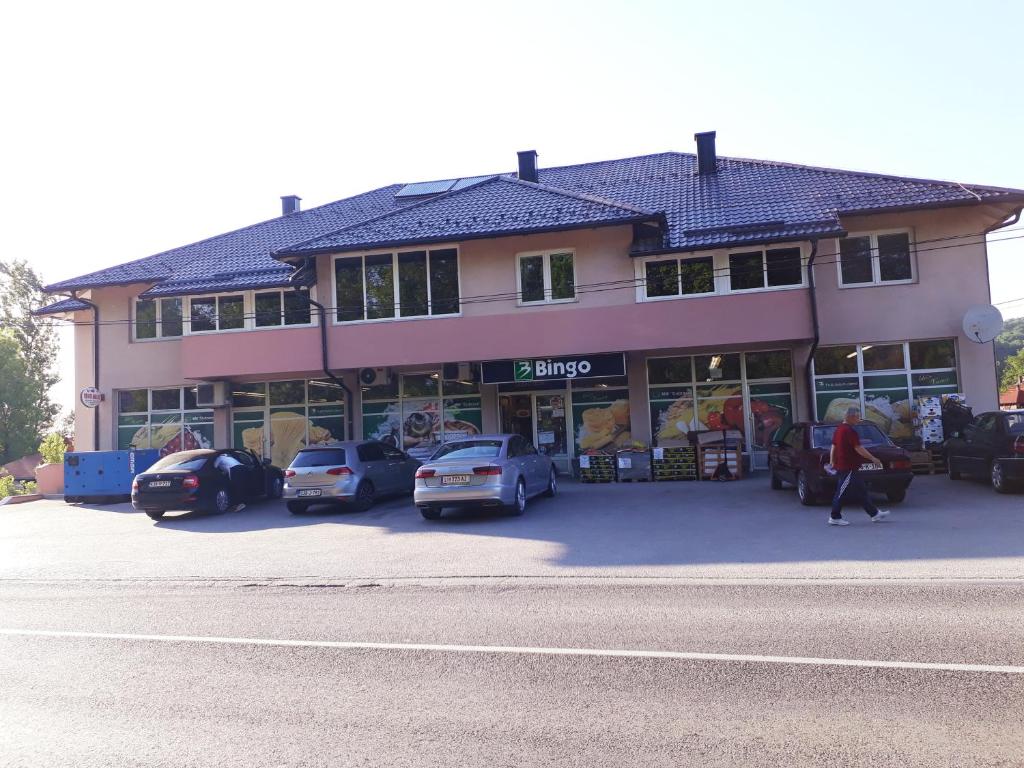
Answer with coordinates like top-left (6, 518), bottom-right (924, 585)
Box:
top-left (909, 447), bottom-right (947, 475)
top-left (578, 454), bottom-right (615, 483)
top-left (615, 450), bottom-right (651, 482)
top-left (651, 446), bottom-right (698, 481)
top-left (699, 447), bottom-right (743, 480)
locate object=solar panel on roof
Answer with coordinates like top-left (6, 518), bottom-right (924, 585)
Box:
top-left (451, 175), bottom-right (495, 190)
top-left (395, 179), bottom-right (457, 197)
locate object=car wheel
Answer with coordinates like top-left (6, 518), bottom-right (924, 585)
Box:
top-left (770, 466), bottom-right (784, 490)
top-left (145, 509), bottom-right (165, 520)
top-left (420, 507), bottom-right (442, 520)
top-left (797, 472), bottom-right (817, 506)
top-left (508, 478), bottom-right (526, 516)
top-left (287, 501), bottom-right (308, 514)
top-left (543, 468), bottom-right (557, 498)
top-left (886, 488), bottom-right (907, 503)
top-left (267, 476), bottom-right (283, 499)
top-left (353, 481), bottom-right (375, 512)
top-left (213, 489), bottom-right (232, 514)
top-left (992, 461), bottom-right (1011, 494)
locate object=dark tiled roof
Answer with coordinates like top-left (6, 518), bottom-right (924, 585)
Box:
top-left (43, 151), bottom-right (1024, 296)
top-left (278, 176), bottom-right (659, 255)
top-left (43, 185), bottom-right (406, 295)
top-left (31, 297), bottom-right (92, 316)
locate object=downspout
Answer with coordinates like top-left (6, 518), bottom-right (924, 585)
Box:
top-left (802, 240), bottom-right (820, 420)
top-left (74, 294), bottom-right (101, 451)
top-left (297, 282), bottom-right (354, 442)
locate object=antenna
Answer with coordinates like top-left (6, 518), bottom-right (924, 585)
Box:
top-left (962, 305), bottom-right (1004, 343)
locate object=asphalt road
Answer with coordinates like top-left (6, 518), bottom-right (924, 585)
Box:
top-left (2, 477), bottom-right (1023, 766)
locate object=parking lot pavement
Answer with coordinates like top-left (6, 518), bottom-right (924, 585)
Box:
top-left (1, 475), bottom-right (1022, 582)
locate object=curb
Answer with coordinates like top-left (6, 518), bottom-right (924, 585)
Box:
top-left (0, 494), bottom-right (44, 506)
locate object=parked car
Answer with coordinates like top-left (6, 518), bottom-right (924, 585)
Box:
top-left (413, 434), bottom-right (556, 520)
top-left (768, 421), bottom-right (913, 505)
top-left (283, 440), bottom-right (420, 513)
top-left (132, 449), bottom-right (284, 519)
top-left (946, 410), bottom-right (1024, 493)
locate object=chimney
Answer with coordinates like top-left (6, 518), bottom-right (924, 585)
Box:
top-left (517, 150), bottom-right (539, 183)
top-left (694, 131), bottom-right (717, 175)
top-left (281, 195), bottom-right (302, 215)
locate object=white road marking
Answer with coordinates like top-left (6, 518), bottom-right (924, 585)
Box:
top-left (1, 628), bottom-right (1021, 675)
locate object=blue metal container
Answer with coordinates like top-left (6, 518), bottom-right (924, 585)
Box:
top-left (63, 449), bottom-right (161, 503)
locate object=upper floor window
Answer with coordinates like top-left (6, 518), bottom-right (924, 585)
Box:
top-left (517, 250), bottom-right (576, 305)
top-left (643, 255), bottom-right (714, 299)
top-left (132, 288), bottom-right (313, 340)
top-left (728, 247), bottom-right (803, 292)
top-left (335, 247), bottom-right (460, 323)
top-left (838, 231), bottom-right (914, 287)
top-left (134, 297), bottom-right (183, 340)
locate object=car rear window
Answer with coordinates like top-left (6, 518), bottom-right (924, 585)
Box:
top-left (812, 424), bottom-right (890, 449)
top-left (1007, 414), bottom-right (1024, 435)
top-left (290, 449), bottom-right (347, 468)
top-left (145, 451), bottom-right (212, 472)
top-left (430, 440), bottom-right (503, 460)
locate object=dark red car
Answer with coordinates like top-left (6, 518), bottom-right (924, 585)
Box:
top-left (768, 421), bottom-right (914, 506)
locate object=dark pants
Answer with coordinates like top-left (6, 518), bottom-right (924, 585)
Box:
top-left (831, 470), bottom-right (879, 519)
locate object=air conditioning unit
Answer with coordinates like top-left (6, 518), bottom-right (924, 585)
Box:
top-left (442, 362), bottom-right (476, 382)
top-left (359, 367), bottom-right (391, 387)
top-left (195, 381), bottom-right (231, 408)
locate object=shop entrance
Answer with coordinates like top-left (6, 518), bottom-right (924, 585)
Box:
top-left (499, 391), bottom-right (570, 467)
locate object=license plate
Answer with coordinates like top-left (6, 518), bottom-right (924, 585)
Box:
top-left (148, 480), bottom-right (171, 488)
top-left (442, 474), bottom-right (471, 485)
top-left (860, 463), bottom-right (881, 471)
top-left (297, 489), bottom-right (322, 497)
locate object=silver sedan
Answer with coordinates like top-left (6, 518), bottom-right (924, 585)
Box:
top-left (413, 434), bottom-right (557, 520)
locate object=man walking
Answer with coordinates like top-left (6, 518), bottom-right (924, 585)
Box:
top-left (828, 406), bottom-right (891, 526)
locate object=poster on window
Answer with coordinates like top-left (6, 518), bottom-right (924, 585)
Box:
top-left (695, 384), bottom-right (745, 436)
top-left (362, 401), bottom-right (403, 449)
top-left (401, 398), bottom-right (442, 459)
top-left (649, 387), bottom-right (695, 446)
top-left (748, 393), bottom-right (792, 450)
top-left (269, 408), bottom-right (309, 468)
top-left (572, 389), bottom-right (631, 455)
top-left (234, 412), bottom-right (266, 457)
top-left (863, 389), bottom-right (914, 440)
top-left (309, 405), bottom-right (345, 445)
top-left (442, 398), bottom-right (483, 442)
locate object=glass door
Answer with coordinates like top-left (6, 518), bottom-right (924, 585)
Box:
top-left (500, 394), bottom-right (535, 445)
top-left (534, 394), bottom-right (568, 460)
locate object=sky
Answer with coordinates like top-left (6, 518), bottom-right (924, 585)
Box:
top-left (2, 0), bottom-right (1022, 411)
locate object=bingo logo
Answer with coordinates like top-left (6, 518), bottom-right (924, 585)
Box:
top-left (534, 359), bottom-right (592, 378)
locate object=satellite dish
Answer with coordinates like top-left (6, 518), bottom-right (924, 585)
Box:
top-left (962, 305), bottom-right (1004, 343)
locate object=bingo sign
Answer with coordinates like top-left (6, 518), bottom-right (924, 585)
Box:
top-left (482, 353), bottom-right (626, 385)
top-left (80, 386), bottom-right (103, 408)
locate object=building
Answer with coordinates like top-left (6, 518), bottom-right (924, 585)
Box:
top-left (36, 134), bottom-right (1024, 471)
top-left (1000, 378), bottom-right (1024, 410)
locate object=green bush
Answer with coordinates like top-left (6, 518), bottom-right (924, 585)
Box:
top-left (0, 472), bottom-right (13, 498)
top-left (38, 432), bottom-right (66, 465)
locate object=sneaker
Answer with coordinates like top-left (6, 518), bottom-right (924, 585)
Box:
top-left (871, 510), bottom-right (890, 522)
top-left (828, 517), bottom-right (850, 526)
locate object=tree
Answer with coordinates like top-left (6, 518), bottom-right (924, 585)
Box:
top-left (0, 260), bottom-right (61, 462)
top-left (0, 330), bottom-right (39, 462)
top-left (1001, 348), bottom-right (1024, 391)
top-left (995, 316), bottom-right (1024, 385)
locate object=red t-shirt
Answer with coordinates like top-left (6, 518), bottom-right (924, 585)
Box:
top-left (832, 423), bottom-right (861, 471)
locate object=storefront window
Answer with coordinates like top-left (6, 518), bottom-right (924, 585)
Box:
top-left (744, 350), bottom-right (792, 380)
top-left (573, 388), bottom-right (631, 455)
top-left (401, 373), bottom-right (440, 398)
top-left (269, 380), bottom-right (306, 406)
top-left (117, 386), bottom-right (213, 456)
top-left (232, 382), bottom-right (267, 408)
top-left (813, 340), bottom-right (958, 440)
top-left (647, 356), bottom-right (692, 385)
top-left (694, 353), bottom-right (740, 382)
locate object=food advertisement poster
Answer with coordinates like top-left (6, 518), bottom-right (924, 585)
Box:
top-left (572, 389), bottom-right (630, 455)
top-left (363, 397), bottom-right (483, 459)
top-left (747, 391), bottom-right (792, 450)
top-left (649, 387), bottom-right (696, 446)
top-left (118, 413), bottom-right (213, 456)
top-left (815, 377), bottom-right (915, 440)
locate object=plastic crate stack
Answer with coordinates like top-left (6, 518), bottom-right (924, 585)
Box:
top-left (578, 454), bottom-right (615, 483)
top-left (651, 446), bottom-right (698, 481)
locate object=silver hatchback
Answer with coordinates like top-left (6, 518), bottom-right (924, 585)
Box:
top-left (413, 434), bottom-right (557, 520)
top-left (284, 441), bottom-right (420, 513)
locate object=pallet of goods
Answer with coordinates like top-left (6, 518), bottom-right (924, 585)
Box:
top-left (578, 453), bottom-right (615, 483)
top-left (651, 446), bottom-right (698, 481)
top-left (912, 395), bottom-right (945, 447)
top-left (699, 447), bottom-right (743, 480)
top-left (615, 448), bottom-right (652, 482)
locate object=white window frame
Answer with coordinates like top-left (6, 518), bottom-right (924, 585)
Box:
top-left (836, 228), bottom-right (916, 288)
top-left (133, 287), bottom-right (316, 340)
top-left (515, 249), bottom-right (578, 306)
top-left (635, 242), bottom-right (808, 303)
top-left (331, 245), bottom-right (463, 325)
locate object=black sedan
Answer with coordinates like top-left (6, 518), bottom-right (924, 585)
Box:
top-left (132, 449), bottom-right (285, 519)
top-left (947, 410), bottom-right (1024, 493)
